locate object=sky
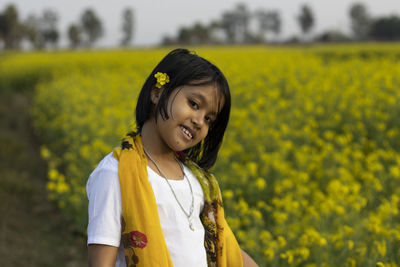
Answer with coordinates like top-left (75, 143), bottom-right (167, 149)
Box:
top-left (2, 0), bottom-right (400, 47)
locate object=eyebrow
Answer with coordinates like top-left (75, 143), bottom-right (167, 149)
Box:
top-left (190, 92), bottom-right (218, 116)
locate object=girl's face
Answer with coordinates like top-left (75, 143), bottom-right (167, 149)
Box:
top-left (152, 83), bottom-right (223, 153)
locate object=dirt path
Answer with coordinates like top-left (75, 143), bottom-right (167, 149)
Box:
top-left (0, 91), bottom-right (87, 266)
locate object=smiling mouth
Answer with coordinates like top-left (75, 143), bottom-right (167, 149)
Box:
top-left (180, 125), bottom-right (193, 139)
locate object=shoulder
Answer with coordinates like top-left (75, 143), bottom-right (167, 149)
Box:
top-left (95, 151), bottom-right (119, 171)
top-left (86, 152), bottom-right (119, 197)
top-left (86, 152), bottom-right (123, 248)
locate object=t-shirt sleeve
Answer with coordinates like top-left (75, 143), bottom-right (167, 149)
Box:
top-left (86, 154), bottom-right (122, 247)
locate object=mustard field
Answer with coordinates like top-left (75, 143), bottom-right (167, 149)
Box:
top-left (2, 44), bottom-right (400, 266)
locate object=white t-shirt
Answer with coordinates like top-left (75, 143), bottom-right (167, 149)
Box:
top-left (87, 152), bottom-right (208, 267)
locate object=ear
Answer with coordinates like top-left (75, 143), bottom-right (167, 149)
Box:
top-left (150, 87), bottom-right (163, 105)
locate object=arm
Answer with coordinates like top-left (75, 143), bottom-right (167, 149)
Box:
top-left (241, 249), bottom-right (259, 267)
top-left (88, 244), bottom-right (118, 267)
top-left (87, 157), bottom-right (122, 267)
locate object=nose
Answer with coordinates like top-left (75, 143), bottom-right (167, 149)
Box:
top-left (191, 112), bottom-right (205, 129)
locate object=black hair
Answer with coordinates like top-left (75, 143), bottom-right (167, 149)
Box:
top-left (135, 48), bottom-right (231, 170)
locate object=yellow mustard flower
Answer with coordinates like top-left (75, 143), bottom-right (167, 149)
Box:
top-left (348, 240), bottom-right (354, 250)
top-left (223, 189), bottom-right (234, 200)
top-left (375, 240), bottom-right (387, 257)
top-left (255, 178), bottom-right (266, 190)
top-left (263, 247), bottom-right (274, 261)
top-left (346, 258), bottom-right (356, 267)
top-left (40, 146), bottom-right (51, 159)
top-left (154, 72), bottom-right (170, 88)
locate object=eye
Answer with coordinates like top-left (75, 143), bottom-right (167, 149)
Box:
top-left (188, 99), bottom-right (199, 109)
top-left (205, 116), bottom-right (213, 124)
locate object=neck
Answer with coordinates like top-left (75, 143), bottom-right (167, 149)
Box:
top-left (140, 118), bottom-right (176, 162)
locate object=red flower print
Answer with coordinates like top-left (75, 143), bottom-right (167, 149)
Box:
top-left (130, 231), bottom-right (148, 249)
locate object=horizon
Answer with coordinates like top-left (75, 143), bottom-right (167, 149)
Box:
top-left (1, 0), bottom-right (400, 48)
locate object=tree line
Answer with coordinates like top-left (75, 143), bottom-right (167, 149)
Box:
top-left (0, 4), bottom-right (133, 50)
top-left (1, 2), bottom-right (400, 50)
top-left (162, 2), bottom-right (400, 45)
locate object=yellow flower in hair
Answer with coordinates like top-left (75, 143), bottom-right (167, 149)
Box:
top-left (154, 72), bottom-right (170, 88)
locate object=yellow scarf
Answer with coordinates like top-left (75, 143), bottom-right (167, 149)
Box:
top-left (112, 133), bottom-right (243, 267)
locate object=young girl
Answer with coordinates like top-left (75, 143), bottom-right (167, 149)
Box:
top-left (86, 48), bottom-right (258, 267)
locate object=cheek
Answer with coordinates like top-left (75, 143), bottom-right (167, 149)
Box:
top-left (169, 101), bottom-right (186, 120)
top-left (198, 127), bottom-right (209, 142)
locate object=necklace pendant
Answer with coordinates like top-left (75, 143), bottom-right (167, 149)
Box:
top-left (189, 217), bottom-right (195, 231)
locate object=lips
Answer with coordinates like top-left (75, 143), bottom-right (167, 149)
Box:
top-left (180, 125), bottom-right (194, 140)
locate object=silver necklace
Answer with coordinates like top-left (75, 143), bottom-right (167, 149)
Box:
top-left (143, 148), bottom-right (195, 231)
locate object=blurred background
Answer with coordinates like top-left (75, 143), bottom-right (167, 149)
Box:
top-left (1, 0), bottom-right (400, 49)
top-left (1, 1), bottom-right (400, 267)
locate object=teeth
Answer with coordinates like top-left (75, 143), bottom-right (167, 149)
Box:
top-left (181, 126), bottom-right (193, 139)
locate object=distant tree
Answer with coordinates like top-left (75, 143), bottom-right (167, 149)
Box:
top-left (22, 14), bottom-right (43, 49)
top-left (0, 11), bottom-right (5, 48)
top-left (370, 16), bottom-right (400, 41)
top-left (175, 22), bottom-right (211, 45)
top-left (285, 35), bottom-right (301, 44)
top-left (41, 9), bottom-right (59, 48)
top-left (315, 30), bottom-right (350, 43)
top-left (204, 20), bottom-right (225, 44)
top-left (207, 20), bottom-right (224, 44)
top-left (162, 19), bottom-right (223, 46)
top-left (221, 3), bottom-right (251, 44)
top-left (120, 7), bottom-right (134, 47)
top-left (256, 10), bottom-right (281, 42)
top-left (235, 3), bottom-right (251, 43)
top-left (192, 22), bottom-right (210, 44)
top-left (177, 26), bottom-right (191, 44)
top-left (221, 11), bottom-right (236, 43)
top-left (297, 4), bottom-right (315, 40)
top-left (68, 24), bottom-right (82, 48)
top-left (80, 8), bottom-right (103, 47)
top-left (0, 4), bottom-right (23, 49)
top-left (161, 35), bottom-right (175, 46)
top-left (349, 2), bottom-right (371, 40)
top-left (21, 10), bottom-right (59, 50)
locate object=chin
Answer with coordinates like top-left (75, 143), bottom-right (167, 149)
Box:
top-left (175, 143), bottom-right (196, 153)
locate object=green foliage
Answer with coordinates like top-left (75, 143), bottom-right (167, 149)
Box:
top-left (297, 4), bottom-right (315, 35)
top-left (80, 8), bottom-right (103, 46)
top-left (349, 2), bottom-right (371, 40)
top-left (120, 8), bottom-right (134, 47)
top-left (370, 16), bottom-right (400, 41)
